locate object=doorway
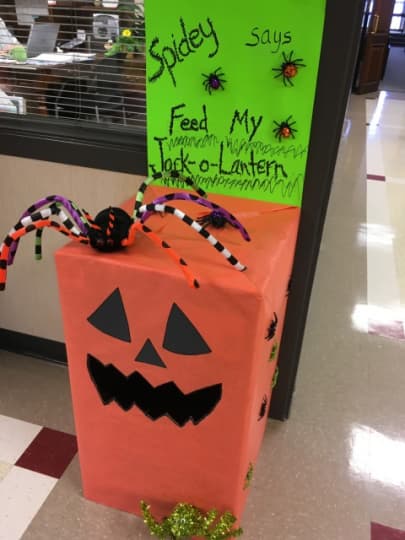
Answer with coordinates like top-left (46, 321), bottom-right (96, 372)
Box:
top-left (381, 0), bottom-right (405, 91)
top-left (354, 0), bottom-right (405, 93)
top-left (381, 46), bottom-right (405, 91)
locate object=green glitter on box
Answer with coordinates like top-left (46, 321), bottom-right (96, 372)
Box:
top-left (272, 367), bottom-right (279, 389)
top-left (270, 342), bottom-right (279, 360)
top-left (140, 501), bottom-right (243, 539)
top-left (243, 463), bottom-right (254, 490)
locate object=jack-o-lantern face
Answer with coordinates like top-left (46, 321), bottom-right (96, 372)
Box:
top-left (86, 288), bottom-right (222, 427)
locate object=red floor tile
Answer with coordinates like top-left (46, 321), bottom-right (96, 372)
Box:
top-left (367, 174), bottom-right (386, 181)
top-left (372, 522), bottom-right (405, 540)
top-left (15, 427), bottom-right (77, 479)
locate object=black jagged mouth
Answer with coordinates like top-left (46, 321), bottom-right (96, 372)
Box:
top-left (87, 354), bottom-right (222, 427)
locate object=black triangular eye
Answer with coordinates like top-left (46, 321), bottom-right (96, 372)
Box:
top-left (135, 339), bottom-right (166, 368)
top-left (87, 288), bottom-right (131, 342)
top-left (163, 303), bottom-right (211, 355)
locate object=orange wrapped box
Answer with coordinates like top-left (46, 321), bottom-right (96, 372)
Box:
top-left (55, 187), bottom-right (299, 521)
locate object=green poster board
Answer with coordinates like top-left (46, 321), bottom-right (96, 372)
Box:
top-left (145, 0), bottom-right (326, 206)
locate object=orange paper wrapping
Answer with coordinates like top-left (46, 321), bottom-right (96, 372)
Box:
top-left (55, 187), bottom-right (300, 521)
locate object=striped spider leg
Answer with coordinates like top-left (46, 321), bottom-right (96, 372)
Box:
top-left (134, 170), bottom-right (207, 221)
top-left (139, 193), bottom-right (251, 242)
top-left (0, 218), bottom-right (88, 290)
top-left (8, 196), bottom-right (90, 265)
top-left (138, 203), bottom-right (247, 272)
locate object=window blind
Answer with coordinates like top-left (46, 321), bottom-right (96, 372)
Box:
top-left (0, 0), bottom-right (145, 130)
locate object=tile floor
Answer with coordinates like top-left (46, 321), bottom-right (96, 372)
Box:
top-left (1, 91), bottom-right (405, 539)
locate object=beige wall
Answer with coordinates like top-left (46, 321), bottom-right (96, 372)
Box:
top-left (0, 154), bottom-right (142, 342)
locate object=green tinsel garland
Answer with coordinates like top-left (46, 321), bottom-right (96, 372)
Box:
top-left (140, 501), bottom-right (243, 539)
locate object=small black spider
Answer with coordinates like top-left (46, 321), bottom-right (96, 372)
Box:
top-left (273, 116), bottom-right (297, 142)
top-left (265, 312), bottom-right (278, 341)
top-left (258, 395), bottom-right (268, 421)
top-left (202, 68), bottom-right (226, 94)
top-left (273, 51), bottom-right (306, 86)
top-left (197, 210), bottom-right (227, 229)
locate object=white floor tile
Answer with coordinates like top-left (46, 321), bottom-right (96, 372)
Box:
top-left (367, 181), bottom-right (401, 311)
top-left (0, 466), bottom-right (56, 540)
top-left (0, 461), bottom-right (11, 482)
top-left (0, 415), bottom-right (41, 464)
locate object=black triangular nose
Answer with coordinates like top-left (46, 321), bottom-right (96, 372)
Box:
top-left (135, 339), bottom-right (166, 368)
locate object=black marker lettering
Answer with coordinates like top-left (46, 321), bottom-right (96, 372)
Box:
top-left (283, 31), bottom-right (292, 45)
top-left (244, 27), bottom-right (294, 51)
top-left (200, 17), bottom-right (219, 58)
top-left (249, 114), bottom-right (263, 142)
top-left (171, 34), bottom-right (183, 63)
top-left (154, 136), bottom-right (168, 171)
top-left (162, 46), bottom-right (178, 86)
top-left (261, 29), bottom-right (271, 45)
top-left (178, 17), bottom-right (193, 58)
top-left (147, 16), bottom-right (220, 86)
top-left (245, 27), bottom-right (260, 47)
top-left (230, 109), bottom-right (249, 136)
top-left (272, 31), bottom-right (282, 53)
top-left (189, 28), bottom-right (203, 49)
top-left (148, 38), bottom-right (164, 83)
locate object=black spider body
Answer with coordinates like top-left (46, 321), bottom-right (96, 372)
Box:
top-left (273, 51), bottom-right (306, 86)
top-left (88, 207), bottom-right (132, 252)
top-left (202, 68), bottom-right (226, 94)
top-left (265, 312), bottom-right (278, 341)
top-left (273, 116), bottom-right (297, 142)
top-left (258, 395), bottom-right (268, 421)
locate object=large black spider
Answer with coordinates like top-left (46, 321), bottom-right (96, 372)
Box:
top-left (273, 116), bottom-right (297, 142)
top-left (202, 68), bottom-right (226, 94)
top-left (265, 312), bottom-right (278, 341)
top-left (0, 172), bottom-right (250, 291)
top-left (273, 51), bottom-right (306, 86)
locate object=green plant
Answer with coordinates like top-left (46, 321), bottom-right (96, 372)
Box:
top-left (117, 0), bottom-right (144, 41)
top-left (104, 0), bottom-right (145, 56)
top-left (10, 45), bottom-right (27, 62)
top-left (104, 27), bottom-right (138, 57)
top-left (141, 501), bottom-right (243, 540)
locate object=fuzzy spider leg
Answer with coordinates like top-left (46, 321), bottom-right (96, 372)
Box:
top-left (8, 197), bottom-right (89, 265)
top-left (31, 204), bottom-right (99, 262)
top-left (138, 203), bottom-right (247, 272)
top-left (22, 196), bottom-right (89, 233)
top-left (133, 170), bottom-right (207, 220)
top-left (140, 193), bottom-right (251, 242)
top-left (8, 203), bottom-right (86, 265)
top-left (0, 219), bottom-right (88, 290)
top-left (121, 221), bottom-right (199, 289)
top-left (284, 51), bottom-right (305, 67)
